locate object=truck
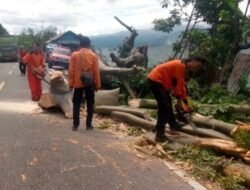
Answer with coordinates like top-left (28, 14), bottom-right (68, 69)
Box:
top-left (0, 35), bottom-right (18, 62)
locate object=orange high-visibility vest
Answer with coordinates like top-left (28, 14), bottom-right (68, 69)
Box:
top-left (148, 59), bottom-right (187, 100)
top-left (68, 48), bottom-right (101, 89)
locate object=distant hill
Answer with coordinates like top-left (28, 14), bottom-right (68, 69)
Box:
top-left (90, 29), bottom-right (182, 49)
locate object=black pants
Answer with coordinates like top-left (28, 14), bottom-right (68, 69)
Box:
top-left (72, 87), bottom-right (95, 128)
top-left (148, 79), bottom-right (177, 136)
top-left (19, 62), bottom-right (26, 74)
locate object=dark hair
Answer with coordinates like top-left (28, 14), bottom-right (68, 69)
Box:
top-left (79, 35), bottom-right (91, 47)
top-left (183, 56), bottom-right (208, 64)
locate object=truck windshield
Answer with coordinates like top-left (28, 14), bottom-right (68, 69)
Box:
top-left (53, 48), bottom-right (71, 56)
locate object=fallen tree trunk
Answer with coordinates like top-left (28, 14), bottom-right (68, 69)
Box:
top-left (128, 98), bottom-right (157, 109)
top-left (194, 138), bottom-right (250, 163)
top-left (191, 113), bottom-right (237, 136)
top-left (122, 80), bottom-right (136, 98)
top-left (39, 70), bottom-right (73, 119)
top-left (94, 105), bottom-right (153, 121)
top-left (111, 111), bottom-right (155, 130)
top-left (180, 126), bottom-right (233, 141)
top-left (224, 163), bottom-right (250, 187)
top-left (200, 104), bottom-right (250, 114)
top-left (38, 92), bottom-right (56, 109)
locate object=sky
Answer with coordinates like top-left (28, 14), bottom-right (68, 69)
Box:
top-left (0, 0), bottom-right (166, 36)
top-left (0, 0), bottom-right (249, 36)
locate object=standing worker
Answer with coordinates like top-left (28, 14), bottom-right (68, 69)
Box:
top-left (68, 36), bottom-right (101, 131)
top-left (147, 56), bottom-right (206, 142)
top-left (22, 43), bottom-right (45, 101)
top-left (18, 46), bottom-right (27, 75)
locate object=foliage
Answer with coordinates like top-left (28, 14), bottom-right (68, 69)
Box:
top-left (17, 25), bottom-right (58, 50)
top-left (200, 84), bottom-right (246, 104)
top-left (154, 0), bottom-right (250, 84)
top-left (111, 69), bottom-right (151, 99)
top-left (218, 175), bottom-right (246, 190)
top-left (174, 145), bottom-right (247, 190)
top-left (186, 78), bottom-right (203, 99)
top-left (190, 84), bottom-right (250, 122)
top-left (0, 23), bottom-right (8, 35)
top-left (153, 9), bottom-right (181, 33)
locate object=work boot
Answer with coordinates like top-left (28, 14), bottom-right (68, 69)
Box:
top-left (155, 134), bottom-right (172, 143)
top-left (72, 125), bottom-right (78, 131)
top-left (86, 125), bottom-right (94, 130)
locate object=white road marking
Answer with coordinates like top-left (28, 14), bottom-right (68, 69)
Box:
top-left (164, 162), bottom-right (207, 190)
top-left (13, 65), bottom-right (17, 69)
top-left (9, 70), bottom-right (13, 75)
top-left (0, 81), bottom-right (5, 91)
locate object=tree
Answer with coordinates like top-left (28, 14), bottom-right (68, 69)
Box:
top-left (153, 0), bottom-right (250, 85)
top-left (0, 24), bottom-right (9, 35)
top-left (18, 25), bottom-right (58, 50)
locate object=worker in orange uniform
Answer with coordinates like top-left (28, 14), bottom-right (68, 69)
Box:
top-left (22, 43), bottom-right (45, 101)
top-left (68, 35), bottom-right (101, 131)
top-left (147, 56), bottom-right (206, 142)
top-left (18, 46), bottom-right (27, 75)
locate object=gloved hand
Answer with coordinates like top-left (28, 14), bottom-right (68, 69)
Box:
top-left (182, 104), bottom-right (193, 113)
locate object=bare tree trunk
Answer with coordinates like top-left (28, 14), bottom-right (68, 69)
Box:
top-left (179, 17), bottom-right (198, 58)
top-left (111, 111), bottom-right (155, 130)
top-left (94, 105), bottom-right (153, 121)
top-left (173, 6), bottom-right (195, 58)
top-left (220, 0), bottom-right (241, 83)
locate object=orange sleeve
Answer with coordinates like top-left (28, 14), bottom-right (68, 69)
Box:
top-left (68, 53), bottom-right (76, 88)
top-left (93, 55), bottom-right (101, 89)
top-left (22, 53), bottom-right (31, 65)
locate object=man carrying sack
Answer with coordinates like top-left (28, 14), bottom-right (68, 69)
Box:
top-left (68, 35), bottom-right (101, 131)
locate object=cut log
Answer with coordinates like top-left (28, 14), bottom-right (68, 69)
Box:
top-left (122, 80), bottom-right (136, 98)
top-left (224, 163), bottom-right (250, 187)
top-left (165, 130), bottom-right (201, 145)
top-left (191, 113), bottom-right (237, 136)
top-left (39, 70), bottom-right (73, 119)
top-left (199, 104), bottom-right (250, 114)
top-left (38, 92), bottom-right (56, 109)
top-left (94, 105), bottom-right (153, 121)
top-left (194, 138), bottom-right (250, 163)
top-left (111, 111), bottom-right (155, 130)
top-left (180, 125), bottom-right (233, 141)
top-left (231, 122), bottom-right (250, 135)
top-left (128, 98), bottom-right (157, 109)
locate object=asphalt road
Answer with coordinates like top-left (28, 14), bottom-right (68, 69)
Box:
top-left (0, 62), bottom-right (206, 190)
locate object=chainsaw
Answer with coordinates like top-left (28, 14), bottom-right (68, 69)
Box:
top-left (175, 104), bottom-right (198, 132)
top-left (28, 65), bottom-right (50, 85)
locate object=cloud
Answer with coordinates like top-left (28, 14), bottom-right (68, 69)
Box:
top-left (0, 0), bottom-right (167, 35)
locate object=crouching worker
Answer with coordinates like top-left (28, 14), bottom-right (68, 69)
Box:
top-left (147, 56), bottom-right (206, 142)
top-left (68, 35), bottom-right (101, 131)
top-left (23, 43), bottom-right (45, 101)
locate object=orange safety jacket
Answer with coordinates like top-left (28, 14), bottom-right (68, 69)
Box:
top-left (22, 52), bottom-right (44, 68)
top-left (68, 48), bottom-right (101, 89)
top-left (147, 59), bottom-right (187, 100)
